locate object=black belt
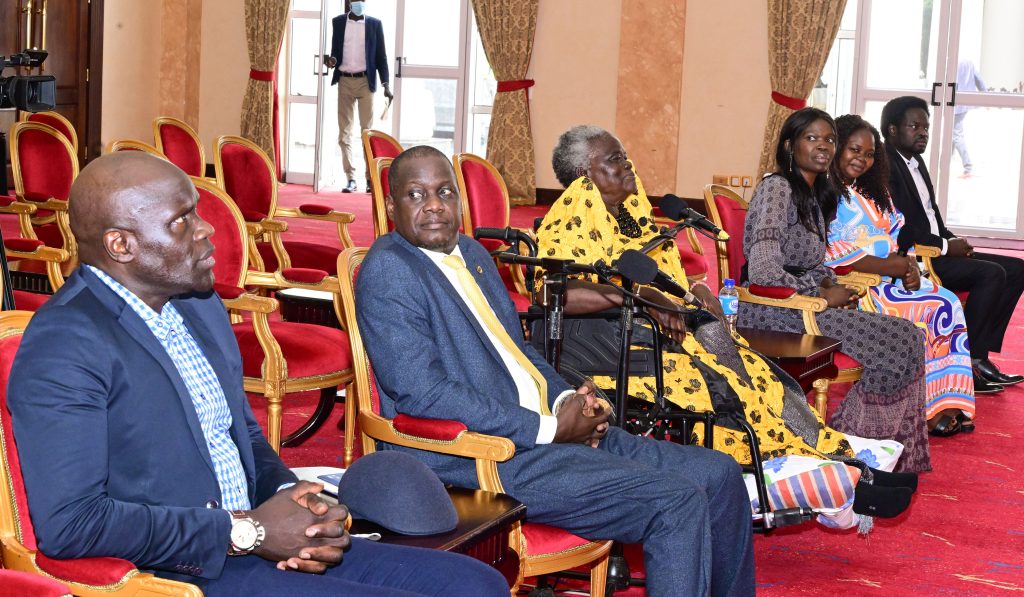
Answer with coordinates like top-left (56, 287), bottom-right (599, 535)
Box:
top-left (339, 71), bottom-right (366, 77)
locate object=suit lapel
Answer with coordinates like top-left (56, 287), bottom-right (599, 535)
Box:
top-left (81, 271), bottom-right (218, 478)
top-left (914, 156), bottom-right (946, 232)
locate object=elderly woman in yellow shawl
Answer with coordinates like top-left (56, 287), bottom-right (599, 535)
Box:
top-left (537, 125), bottom-right (917, 530)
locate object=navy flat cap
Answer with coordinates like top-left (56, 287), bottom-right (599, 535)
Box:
top-left (337, 451), bottom-right (458, 536)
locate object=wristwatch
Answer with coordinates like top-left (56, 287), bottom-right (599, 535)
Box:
top-left (228, 510), bottom-right (265, 556)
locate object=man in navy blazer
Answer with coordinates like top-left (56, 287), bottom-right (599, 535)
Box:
top-left (881, 95), bottom-right (1024, 389)
top-left (327, 1), bottom-right (392, 193)
top-left (7, 152), bottom-right (508, 596)
top-left (356, 146), bottom-right (756, 597)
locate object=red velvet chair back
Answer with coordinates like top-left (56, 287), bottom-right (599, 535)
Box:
top-left (22, 112), bottom-right (78, 154)
top-left (453, 153), bottom-right (506, 251)
top-left (362, 129), bottom-right (403, 161)
top-left (215, 136), bottom-right (278, 223)
top-left (192, 178), bottom-right (249, 289)
top-left (369, 157), bottom-right (395, 238)
top-left (10, 122), bottom-right (77, 203)
top-left (715, 194), bottom-right (748, 283)
top-left (154, 117), bottom-right (205, 177)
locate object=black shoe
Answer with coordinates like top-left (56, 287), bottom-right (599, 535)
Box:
top-left (868, 467), bottom-right (918, 493)
top-left (973, 374), bottom-right (1004, 394)
top-left (973, 357), bottom-right (1024, 386)
top-left (852, 481), bottom-right (913, 518)
top-left (342, 179), bottom-right (357, 193)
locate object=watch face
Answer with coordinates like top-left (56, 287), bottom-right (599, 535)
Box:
top-left (231, 519), bottom-right (259, 551)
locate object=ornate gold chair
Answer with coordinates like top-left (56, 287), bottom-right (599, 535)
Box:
top-left (336, 247), bottom-right (611, 596)
top-left (192, 178), bottom-right (355, 458)
top-left (108, 139), bottom-right (167, 158)
top-left (0, 311), bottom-right (202, 597)
top-left (153, 116), bottom-right (207, 178)
top-left (702, 183), bottom-right (880, 417)
top-left (20, 110), bottom-right (78, 155)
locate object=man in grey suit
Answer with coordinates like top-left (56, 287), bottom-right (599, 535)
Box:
top-left (355, 146), bottom-right (755, 596)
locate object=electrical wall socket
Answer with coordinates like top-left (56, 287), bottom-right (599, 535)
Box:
top-left (741, 176), bottom-right (753, 188)
top-left (712, 174), bottom-right (729, 185)
top-left (729, 175), bottom-right (741, 187)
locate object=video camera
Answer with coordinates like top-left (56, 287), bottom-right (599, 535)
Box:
top-left (1, 50), bottom-right (56, 112)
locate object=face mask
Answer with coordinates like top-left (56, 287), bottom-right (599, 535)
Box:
top-left (350, 2), bottom-right (365, 16)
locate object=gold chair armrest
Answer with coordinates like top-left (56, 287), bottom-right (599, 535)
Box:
top-left (358, 412), bottom-right (514, 492)
top-left (838, 271), bottom-right (881, 289)
top-left (274, 207), bottom-right (355, 248)
top-left (736, 287), bottom-right (827, 312)
top-left (0, 202), bottom-right (36, 216)
top-left (222, 292), bottom-right (279, 314)
top-left (5, 246), bottom-right (68, 263)
top-left (257, 218), bottom-right (289, 233)
top-left (19, 197), bottom-right (68, 212)
top-left (244, 270), bottom-right (343, 294)
top-left (913, 244), bottom-right (941, 258)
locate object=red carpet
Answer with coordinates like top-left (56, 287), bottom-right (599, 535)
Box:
top-left (7, 184), bottom-right (1023, 594)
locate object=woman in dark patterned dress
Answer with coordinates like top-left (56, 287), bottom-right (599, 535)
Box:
top-left (740, 108), bottom-right (930, 472)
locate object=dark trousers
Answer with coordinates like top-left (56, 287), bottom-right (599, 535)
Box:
top-left (200, 537), bottom-right (508, 596)
top-left (932, 252), bottom-right (1024, 358)
top-left (500, 426), bottom-right (755, 597)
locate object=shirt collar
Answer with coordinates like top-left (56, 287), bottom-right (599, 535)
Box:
top-left (348, 13), bottom-right (364, 21)
top-left (85, 264), bottom-right (188, 343)
top-left (419, 244), bottom-right (464, 267)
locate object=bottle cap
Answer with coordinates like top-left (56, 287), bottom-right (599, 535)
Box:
top-left (723, 278), bottom-right (735, 287)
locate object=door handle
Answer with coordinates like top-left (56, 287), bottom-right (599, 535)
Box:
top-left (930, 82), bottom-right (942, 106)
top-left (395, 56), bottom-right (403, 78)
top-left (314, 54), bottom-right (331, 76)
top-left (947, 82), bottom-right (956, 107)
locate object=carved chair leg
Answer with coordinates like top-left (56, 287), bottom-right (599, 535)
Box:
top-left (812, 378), bottom-right (830, 419)
top-left (266, 393), bottom-right (283, 453)
top-left (342, 383), bottom-right (357, 467)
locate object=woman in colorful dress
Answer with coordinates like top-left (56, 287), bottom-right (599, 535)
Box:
top-left (537, 125), bottom-right (916, 529)
top-left (826, 114), bottom-right (977, 436)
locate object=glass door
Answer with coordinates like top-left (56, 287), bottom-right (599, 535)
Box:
top-left (282, 1), bottom-right (330, 188)
top-left (939, 0), bottom-right (1024, 237)
top-left (853, 0), bottom-right (1024, 240)
top-left (385, 0), bottom-right (469, 157)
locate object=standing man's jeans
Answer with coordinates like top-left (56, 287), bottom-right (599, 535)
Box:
top-left (952, 111), bottom-right (972, 174)
top-left (337, 75), bottom-right (374, 182)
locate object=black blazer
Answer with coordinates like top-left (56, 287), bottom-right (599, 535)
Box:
top-left (885, 142), bottom-right (954, 249)
top-left (329, 14), bottom-right (389, 92)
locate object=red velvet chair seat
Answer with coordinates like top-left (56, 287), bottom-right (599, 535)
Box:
top-left (282, 267), bottom-right (330, 285)
top-left (13, 290), bottom-right (48, 311)
top-left (747, 284), bottom-right (797, 299)
top-left (834, 351), bottom-right (861, 370)
top-left (0, 569), bottom-right (72, 596)
top-left (256, 241), bottom-right (339, 275)
top-left (4, 238), bottom-right (44, 252)
top-left (521, 523), bottom-right (593, 556)
top-left (509, 291), bottom-right (531, 312)
top-left (233, 321), bottom-right (352, 379)
top-left (393, 414), bottom-right (467, 440)
top-left (242, 209), bottom-right (268, 223)
top-left (35, 554), bottom-right (137, 587)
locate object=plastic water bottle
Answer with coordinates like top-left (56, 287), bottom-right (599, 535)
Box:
top-left (719, 278), bottom-right (739, 335)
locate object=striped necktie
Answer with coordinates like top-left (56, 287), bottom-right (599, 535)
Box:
top-left (442, 255), bottom-right (551, 415)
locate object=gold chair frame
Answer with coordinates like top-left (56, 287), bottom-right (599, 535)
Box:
top-left (0, 311), bottom-right (202, 596)
top-left (336, 247), bottom-right (611, 596)
top-left (19, 111), bottom-right (78, 155)
top-left (108, 139), bottom-right (167, 159)
top-left (8, 121), bottom-right (79, 271)
top-left (368, 156), bottom-right (393, 239)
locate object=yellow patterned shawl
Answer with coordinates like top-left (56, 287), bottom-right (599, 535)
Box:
top-left (536, 173), bottom-right (690, 291)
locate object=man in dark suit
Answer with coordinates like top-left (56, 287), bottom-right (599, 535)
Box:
top-left (326, 0), bottom-right (392, 193)
top-left (356, 146), bottom-right (756, 597)
top-left (7, 152), bottom-right (507, 596)
top-left (881, 95), bottom-right (1024, 390)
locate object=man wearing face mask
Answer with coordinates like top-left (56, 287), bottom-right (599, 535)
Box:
top-left (326, 0), bottom-right (392, 194)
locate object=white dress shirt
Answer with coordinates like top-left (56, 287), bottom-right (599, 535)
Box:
top-left (340, 17), bottom-right (366, 73)
top-left (421, 246), bottom-right (573, 444)
top-left (904, 153), bottom-right (948, 255)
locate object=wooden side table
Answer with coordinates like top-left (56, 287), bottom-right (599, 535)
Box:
top-left (350, 487), bottom-right (526, 587)
top-left (738, 327), bottom-right (842, 394)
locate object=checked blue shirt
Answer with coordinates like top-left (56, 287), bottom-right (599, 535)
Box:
top-left (87, 266), bottom-right (251, 510)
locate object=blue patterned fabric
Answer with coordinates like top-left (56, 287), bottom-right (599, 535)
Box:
top-left (86, 265), bottom-right (250, 510)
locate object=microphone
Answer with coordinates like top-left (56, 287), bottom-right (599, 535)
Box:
top-left (474, 226), bottom-right (527, 245)
top-left (660, 194), bottom-right (729, 240)
top-left (615, 250), bottom-right (704, 308)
